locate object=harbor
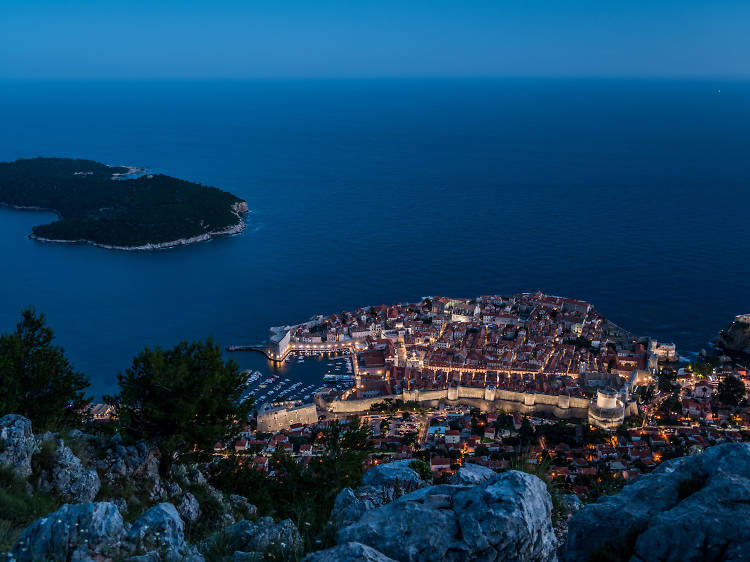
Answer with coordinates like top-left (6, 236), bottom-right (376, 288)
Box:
top-left (236, 350), bottom-right (356, 409)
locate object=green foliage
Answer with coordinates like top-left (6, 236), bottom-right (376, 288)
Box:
top-left (0, 157), bottom-right (244, 247)
top-left (716, 375), bottom-right (746, 407)
top-left (408, 459), bottom-right (432, 481)
top-left (210, 417), bottom-right (372, 553)
top-left (401, 431), bottom-right (418, 446)
top-left (379, 419), bottom-right (389, 434)
top-left (31, 438), bottom-right (58, 478)
top-left (369, 399), bottom-right (421, 414)
top-left (0, 308), bottom-right (90, 431)
top-left (95, 481), bottom-right (153, 522)
top-left (536, 421), bottom-right (577, 447)
top-left (0, 467), bottom-right (61, 552)
top-left (657, 371), bottom-right (679, 393)
top-left (508, 456), bottom-right (567, 522)
top-left (519, 417), bottom-right (535, 447)
top-left (105, 338), bottom-right (251, 475)
top-left (687, 357), bottom-right (721, 379)
top-left (184, 484), bottom-right (227, 544)
top-left (657, 392), bottom-right (683, 424)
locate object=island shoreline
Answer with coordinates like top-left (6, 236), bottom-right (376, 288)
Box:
top-left (5, 201), bottom-right (249, 251)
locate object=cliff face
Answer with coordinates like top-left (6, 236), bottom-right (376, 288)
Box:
top-left (717, 319), bottom-right (750, 355)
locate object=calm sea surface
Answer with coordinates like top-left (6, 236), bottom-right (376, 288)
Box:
top-left (0, 79), bottom-right (748, 397)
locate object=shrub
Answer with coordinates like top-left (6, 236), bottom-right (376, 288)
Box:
top-left (408, 459), bottom-right (432, 481)
top-left (0, 467), bottom-right (61, 551)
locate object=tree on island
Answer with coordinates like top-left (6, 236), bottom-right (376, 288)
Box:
top-left (0, 308), bottom-right (90, 431)
top-left (105, 338), bottom-right (250, 476)
top-left (716, 375), bottom-right (746, 407)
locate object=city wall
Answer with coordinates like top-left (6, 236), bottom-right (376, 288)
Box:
top-left (257, 403), bottom-right (318, 432)
top-left (328, 386), bottom-right (591, 419)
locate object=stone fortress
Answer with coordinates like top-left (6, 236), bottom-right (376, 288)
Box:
top-left (251, 293), bottom-right (655, 432)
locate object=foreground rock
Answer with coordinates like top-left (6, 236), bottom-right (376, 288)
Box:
top-left (126, 502), bottom-right (193, 558)
top-left (331, 459), bottom-right (428, 528)
top-left (11, 500), bottom-right (205, 561)
top-left (337, 470), bottom-right (555, 561)
top-left (12, 502), bottom-right (125, 561)
top-left (303, 542), bottom-right (397, 562)
top-left (43, 439), bottom-right (101, 502)
top-left (361, 459), bottom-right (425, 488)
top-left (565, 442), bottom-right (750, 562)
top-left (202, 516), bottom-right (303, 559)
top-left (95, 435), bottom-right (161, 492)
top-left (449, 463), bottom-right (496, 485)
top-left (0, 414), bottom-right (36, 478)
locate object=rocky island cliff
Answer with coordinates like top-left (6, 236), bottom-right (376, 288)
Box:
top-left (0, 157), bottom-right (248, 250)
top-left (2, 413), bottom-right (750, 561)
top-left (717, 315), bottom-right (750, 356)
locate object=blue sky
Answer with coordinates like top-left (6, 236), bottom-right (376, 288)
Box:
top-left (1, 0), bottom-right (748, 79)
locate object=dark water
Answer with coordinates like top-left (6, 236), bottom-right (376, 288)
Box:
top-left (1, 78), bottom-right (748, 398)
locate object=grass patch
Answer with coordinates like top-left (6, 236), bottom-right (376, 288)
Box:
top-left (95, 481), bottom-right (153, 522)
top-left (30, 437), bottom-right (57, 478)
top-left (185, 485), bottom-right (227, 544)
top-left (0, 467), bottom-right (61, 552)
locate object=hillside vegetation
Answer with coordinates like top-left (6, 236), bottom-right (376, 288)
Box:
top-left (0, 157), bottom-right (245, 248)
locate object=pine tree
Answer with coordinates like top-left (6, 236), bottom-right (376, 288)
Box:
top-left (0, 308), bottom-right (90, 431)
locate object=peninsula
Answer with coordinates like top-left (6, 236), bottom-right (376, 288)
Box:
top-left (0, 157), bottom-right (248, 250)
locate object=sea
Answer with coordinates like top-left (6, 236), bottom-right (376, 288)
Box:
top-left (0, 78), bottom-right (748, 399)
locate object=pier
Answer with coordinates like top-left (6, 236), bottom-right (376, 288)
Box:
top-left (226, 340), bottom-right (364, 377)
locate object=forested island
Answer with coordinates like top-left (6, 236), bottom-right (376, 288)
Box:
top-left (0, 157), bottom-right (248, 249)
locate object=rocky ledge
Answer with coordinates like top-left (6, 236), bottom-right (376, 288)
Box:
top-left (564, 442), bottom-right (750, 561)
top-left (4, 412), bottom-right (750, 561)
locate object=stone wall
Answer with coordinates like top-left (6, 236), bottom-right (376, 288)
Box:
top-left (328, 386), bottom-right (592, 420)
top-left (257, 403), bottom-right (318, 432)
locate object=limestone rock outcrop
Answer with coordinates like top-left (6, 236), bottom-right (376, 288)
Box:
top-left (46, 439), bottom-right (101, 502)
top-left (331, 459), bottom-right (428, 529)
top-left (564, 442), bottom-right (750, 562)
top-left (125, 502), bottom-right (199, 560)
top-left (202, 516), bottom-right (303, 559)
top-left (336, 471), bottom-right (555, 562)
top-left (0, 414), bottom-right (36, 479)
top-left (361, 459), bottom-right (425, 488)
top-left (95, 435), bottom-right (160, 484)
top-left (177, 491), bottom-right (202, 523)
top-left (11, 501), bottom-right (125, 561)
top-left (303, 541), bottom-right (398, 562)
top-left (449, 463), bottom-right (496, 485)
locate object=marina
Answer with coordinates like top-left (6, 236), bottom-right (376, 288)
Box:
top-left (237, 351), bottom-right (355, 408)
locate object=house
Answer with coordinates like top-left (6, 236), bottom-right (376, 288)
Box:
top-left (693, 381), bottom-right (712, 399)
top-left (234, 440), bottom-right (248, 452)
top-left (445, 430), bottom-right (461, 444)
top-left (430, 457), bottom-right (452, 472)
top-left (89, 403), bottom-right (116, 422)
